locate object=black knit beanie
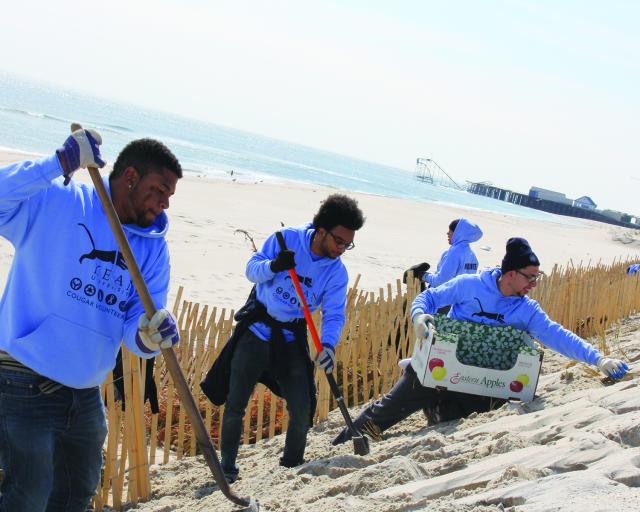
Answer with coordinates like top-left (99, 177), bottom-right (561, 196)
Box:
top-left (501, 237), bottom-right (540, 273)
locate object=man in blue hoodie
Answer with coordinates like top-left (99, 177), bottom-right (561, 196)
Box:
top-left (403, 218), bottom-right (481, 294)
top-left (202, 194), bottom-right (364, 482)
top-left (423, 218), bottom-right (482, 288)
top-left (0, 129), bottom-right (182, 512)
top-left (333, 237), bottom-right (628, 445)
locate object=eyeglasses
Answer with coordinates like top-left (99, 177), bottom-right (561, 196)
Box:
top-left (326, 230), bottom-right (355, 250)
top-left (515, 269), bottom-right (541, 283)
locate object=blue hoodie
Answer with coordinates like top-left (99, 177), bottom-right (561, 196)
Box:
top-left (425, 218), bottom-right (482, 288)
top-left (246, 224), bottom-right (348, 348)
top-left (411, 268), bottom-right (602, 365)
top-left (0, 155), bottom-right (169, 388)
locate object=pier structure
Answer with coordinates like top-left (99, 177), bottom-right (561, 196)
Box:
top-left (467, 182), bottom-right (638, 229)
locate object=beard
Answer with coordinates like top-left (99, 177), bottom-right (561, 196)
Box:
top-left (134, 209), bottom-right (156, 228)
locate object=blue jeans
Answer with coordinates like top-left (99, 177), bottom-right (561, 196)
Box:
top-left (0, 368), bottom-right (108, 512)
top-left (220, 330), bottom-right (311, 479)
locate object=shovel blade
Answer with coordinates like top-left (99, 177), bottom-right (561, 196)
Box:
top-left (353, 434), bottom-right (370, 456)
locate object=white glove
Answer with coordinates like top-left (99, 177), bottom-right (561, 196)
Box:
top-left (412, 312), bottom-right (435, 340)
top-left (56, 128), bottom-right (105, 184)
top-left (316, 343), bottom-right (336, 373)
top-left (135, 309), bottom-right (180, 353)
top-left (596, 357), bottom-right (629, 380)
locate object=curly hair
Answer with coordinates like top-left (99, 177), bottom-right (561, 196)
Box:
top-left (109, 138), bottom-right (182, 180)
top-left (449, 219), bottom-right (460, 232)
top-left (312, 194), bottom-right (365, 231)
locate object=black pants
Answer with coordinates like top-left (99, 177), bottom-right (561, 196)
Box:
top-left (220, 330), bottom-right (311, 477)
top-left (337, 365), bottom-right (503, 443)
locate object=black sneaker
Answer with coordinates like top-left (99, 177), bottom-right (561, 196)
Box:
top-left (279, 456), bottom-right (304, 468)
top-left (223, 471), bottom-right (239, 484)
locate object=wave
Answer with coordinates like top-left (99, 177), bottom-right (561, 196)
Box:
top-left (95, 122), bottom-right (132, 133)
top-left (0, 107), bottom-right (70, 124)
top-left (0, 107), bottom-right (132, 135)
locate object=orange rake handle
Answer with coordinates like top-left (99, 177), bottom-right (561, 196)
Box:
top-left (274, 231), bottom-right (370, 456)
top-left (278, 254), bottom-right (323, 353)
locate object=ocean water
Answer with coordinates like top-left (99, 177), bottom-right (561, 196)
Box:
top-left (0, 73), bottom-right (568, 224)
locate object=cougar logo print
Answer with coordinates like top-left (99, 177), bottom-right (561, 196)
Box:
top-left (471, 297), bottom-right (505, 323)
top-left (78, 223), bottom-right (128, 270)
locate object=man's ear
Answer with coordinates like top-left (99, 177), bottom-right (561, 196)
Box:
top-left (123, 166), bottom-right (140, 188)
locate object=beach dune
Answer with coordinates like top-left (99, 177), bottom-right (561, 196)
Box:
top-left (1, 149), bottom-right (640, 511)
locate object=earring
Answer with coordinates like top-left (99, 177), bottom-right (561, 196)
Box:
top-left (128, 183), bottom-right (132, 191)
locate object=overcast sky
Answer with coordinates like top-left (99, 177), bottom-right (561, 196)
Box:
top-left (2, 0), bottom-right (638, 212)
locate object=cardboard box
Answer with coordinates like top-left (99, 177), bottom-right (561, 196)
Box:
top-left (410, 317), bottom-right (543, 402)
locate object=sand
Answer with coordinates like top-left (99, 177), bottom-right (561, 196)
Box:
top-left (130, 317), bottom-right (640, 512)
top-left (1, 149), bottom-right (639, 511)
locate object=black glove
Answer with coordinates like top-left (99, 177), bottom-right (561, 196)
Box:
top-left (270, 249), bottom-right (296, 273)
top-left (402, 262), bottom-right (430, 284)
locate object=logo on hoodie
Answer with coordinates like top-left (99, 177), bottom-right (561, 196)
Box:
top-left (285, 274), bottom-right (313, 288)
top-left (66, 224), bottom-right (133, 318)
top-left (78, 223), bottom-right (127, 270)
top-left (471, 297), bottom-right (505, 323)
top-left (275, 274), bottom-right (316, 307)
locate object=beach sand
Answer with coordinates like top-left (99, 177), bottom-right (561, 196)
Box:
top-left (132, 318), bottom-right (640, 512)
top-left (1, 149), bottom-right (640, 510)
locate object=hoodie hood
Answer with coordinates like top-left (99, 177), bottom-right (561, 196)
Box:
top-left (451, 218), bottom-right (483, 245)
top-left (300, 222), bottom-right (341, 267)
top-left (101, 177), bottom-right (169, 238)
top-left (123, 212), bottom-right (169, 238)
top-left (480, 267), bottom-right (508, 296)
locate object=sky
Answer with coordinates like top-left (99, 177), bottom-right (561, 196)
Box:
top-left (1, 0), bottom-right (639, 213)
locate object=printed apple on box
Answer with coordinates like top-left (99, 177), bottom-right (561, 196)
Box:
top-left (410, 326), bottom-right (543, 402)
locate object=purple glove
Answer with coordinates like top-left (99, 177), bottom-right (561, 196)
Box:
top-left (56, 128), bottom-right (105, 185)
top-left (316, 343), bottom-right (336, 373)
top-left (135, 309), bottom-right (180, 354)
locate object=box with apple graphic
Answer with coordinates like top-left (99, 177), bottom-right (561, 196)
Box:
top-left (410, 315), bottom-right (543, 402)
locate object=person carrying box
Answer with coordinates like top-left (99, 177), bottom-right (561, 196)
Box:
top-left (333, 237), bottom-right (629, 445)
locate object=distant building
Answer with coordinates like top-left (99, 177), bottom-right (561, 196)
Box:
top-left (468, 182), bottom-right (637, 229)
top-left (574, 196), bottom-right (597, 210)
top-left (529, 186), bottom-right (573, 205)
top-left (601, 209), bottom-right (625, 222)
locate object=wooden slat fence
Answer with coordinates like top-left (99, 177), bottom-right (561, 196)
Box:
top-left (94, 259), bottom-right (640, 509)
